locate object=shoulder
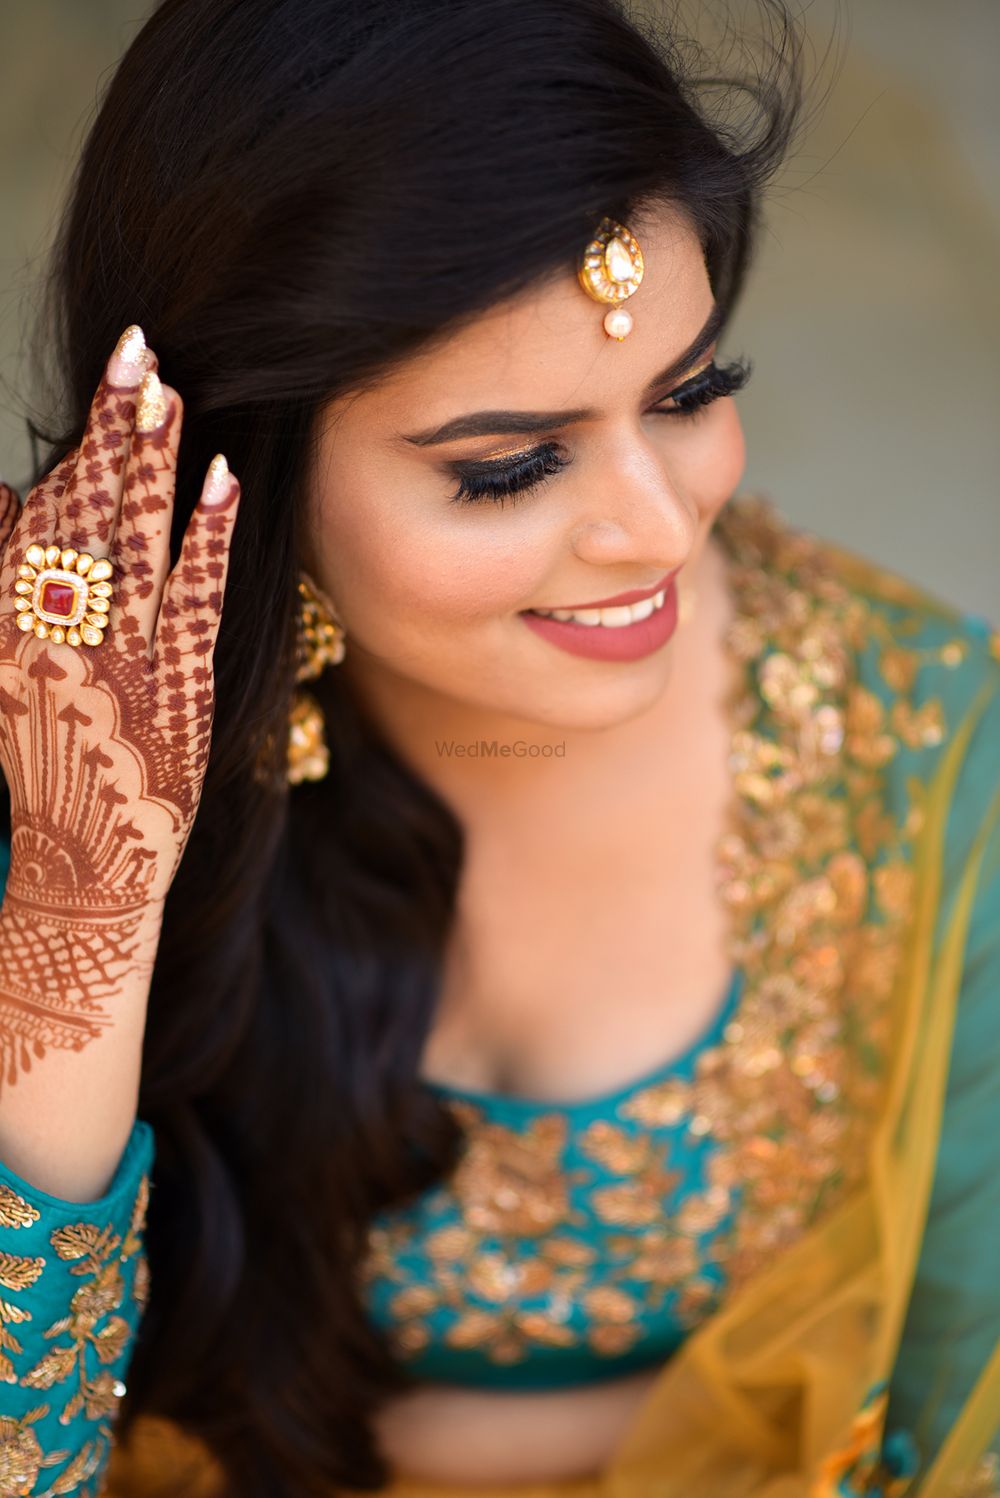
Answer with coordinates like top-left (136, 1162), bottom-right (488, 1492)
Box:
top-left (717, 492), bottom-right (999, 673)
top-left (716, 492), bottom-right (1000, 779)
top-left (716, 494), bottom-right (1000, 961)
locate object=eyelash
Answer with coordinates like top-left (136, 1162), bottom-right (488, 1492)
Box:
top-left (447, 356), bottom-right (752, 508)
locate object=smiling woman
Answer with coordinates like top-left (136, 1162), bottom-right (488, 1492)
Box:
top-left (0, 1), bottom-right (998, 1497)
top-left (304, 203), bottom-right (748, 730)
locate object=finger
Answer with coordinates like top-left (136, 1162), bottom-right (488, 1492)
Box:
top-left (109, 371), bottom-right (183, 651)
top-left (0, 480), bottom-right (59, 656)
top-left (0, 480), bottom-right (21, 554)
top-left (6, 460), bottom-right (68, 575)
top-left (54, 325), bottom-right (158, 558)
top-left (154, 455), bottom-right (241, 762)
top-left (0, 481), bottom-right (28, 652)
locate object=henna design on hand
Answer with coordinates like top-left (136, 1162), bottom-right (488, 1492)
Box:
top-left (0, 331), bottom-right (241, 1094)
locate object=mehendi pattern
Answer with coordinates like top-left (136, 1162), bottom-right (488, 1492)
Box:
top-left (0, 341), bottom-right (241, 1097)
top-left (359, 495), bottom-right (969, 1380)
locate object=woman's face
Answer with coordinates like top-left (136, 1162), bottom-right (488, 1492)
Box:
top-left (304, 202), bottom-right (746, 737)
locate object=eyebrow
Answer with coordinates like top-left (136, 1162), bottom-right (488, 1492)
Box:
top-left (401, 301), bottom-right (726, 447)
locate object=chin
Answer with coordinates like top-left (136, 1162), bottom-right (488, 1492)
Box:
top-left (508, 658), bottom-right (677, 735)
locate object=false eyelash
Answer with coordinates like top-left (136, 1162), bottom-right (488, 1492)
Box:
top-left (656, 355), bottom-right (752, 415)
top-left (448, 444), bottom-right (569, 508)
top-left (448, 355), bottom-right (752, 507)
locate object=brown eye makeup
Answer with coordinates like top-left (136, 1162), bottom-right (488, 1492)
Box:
top-left (446, 355), bottom-right (752, 508)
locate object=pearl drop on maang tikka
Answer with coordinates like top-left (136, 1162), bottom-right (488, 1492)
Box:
top-left (577, 216), bottom-right (645, 340)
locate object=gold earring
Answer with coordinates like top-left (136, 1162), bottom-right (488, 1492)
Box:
top-left (287, 569), bottom-right (346, 786)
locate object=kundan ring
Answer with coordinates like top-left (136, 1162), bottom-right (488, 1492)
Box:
top-left (13, 544), bottom-right (114, 647)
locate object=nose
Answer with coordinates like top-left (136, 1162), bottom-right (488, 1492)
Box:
top-left (568, 444), bottom-right (697, 569)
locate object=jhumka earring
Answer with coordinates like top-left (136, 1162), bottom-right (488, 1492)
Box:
top-left (286, 570), bottom-right (346, 785)
top-left (577, 216), bottom-right (644, 340)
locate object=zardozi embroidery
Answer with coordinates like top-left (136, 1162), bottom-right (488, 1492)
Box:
top-left (360, 496), bottom-right (967, 1372)
top-left (0, 1167), bottom-right (150, 1498)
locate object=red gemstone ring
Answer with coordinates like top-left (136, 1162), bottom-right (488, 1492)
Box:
top-left (13, 544), bottom-right (114, 648)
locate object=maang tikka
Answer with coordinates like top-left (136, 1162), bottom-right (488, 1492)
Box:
top-left (577, 216), bottom-right (644, 339)
top-left (286, 570), bottom-right (346, 785)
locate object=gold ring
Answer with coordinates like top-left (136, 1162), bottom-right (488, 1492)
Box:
top-left (13, 544), bottom-right (114, 647)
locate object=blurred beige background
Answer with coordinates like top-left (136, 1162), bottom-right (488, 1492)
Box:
top-left (1, 0), bottom-right (997, 618)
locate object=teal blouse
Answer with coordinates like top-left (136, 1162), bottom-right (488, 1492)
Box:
top-left (0, 515), bottom-right (999, 1494)
top-left (362, 968), bottom-right (747, 1389)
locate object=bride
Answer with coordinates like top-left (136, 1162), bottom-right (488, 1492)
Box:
top-left (0, 1), bottom-right (997, 1495)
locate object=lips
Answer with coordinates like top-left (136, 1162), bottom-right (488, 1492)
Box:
top-left (520, 573), bottom-right (680, 663)
top-left (525, 568), bottom-right (676, 614)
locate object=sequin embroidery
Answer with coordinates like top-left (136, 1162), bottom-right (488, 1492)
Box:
top-left (0, 1160), bottom-right (150, 1498)
top-left (359, 495), bottom-right (963, 1384)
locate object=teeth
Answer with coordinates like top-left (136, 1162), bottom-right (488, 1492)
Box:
top-left (533, 587), bottom-right (667, 628)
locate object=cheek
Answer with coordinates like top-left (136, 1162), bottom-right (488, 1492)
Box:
top-left (685, 403), bottom-right (746, 522)
top-left (313, 471), bottom-right (544, 635)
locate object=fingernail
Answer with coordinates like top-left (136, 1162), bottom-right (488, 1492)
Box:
top-left (135, 369), bottom-right (170, 432)
top-left (203, 453), bottom-right (233, 507)
top-left (107, 324), bottom-right (149, 387)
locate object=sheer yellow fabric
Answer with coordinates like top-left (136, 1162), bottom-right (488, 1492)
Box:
top-left (357, 677), bottom-right (1000, 1497)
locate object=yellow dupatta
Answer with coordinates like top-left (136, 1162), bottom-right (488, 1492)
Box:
top-left (107, 496), bottom-right (1000, 1498)
top-left (597, 546), bottom-right (1000, 1498)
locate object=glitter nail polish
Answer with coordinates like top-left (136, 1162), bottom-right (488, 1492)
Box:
top-left (135, 370), bottom-right (169, 433)
top-left (203, 454), bottom-right (233, 506)
top-left (107, 325), bottom-right (148, 387)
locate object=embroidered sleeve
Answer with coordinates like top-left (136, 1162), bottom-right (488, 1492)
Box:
top-left (0, 1114), bottom-right (155, 1497)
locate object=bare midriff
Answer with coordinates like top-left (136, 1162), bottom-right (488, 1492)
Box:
top-left (373, 1363), bottom-right (664, 1485)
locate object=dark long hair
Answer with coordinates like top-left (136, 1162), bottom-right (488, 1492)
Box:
top-left (4, 0), bottom-right (807, 1490)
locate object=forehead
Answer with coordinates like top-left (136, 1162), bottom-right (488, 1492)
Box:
top-left (328, 204), bottom-right (711, 431)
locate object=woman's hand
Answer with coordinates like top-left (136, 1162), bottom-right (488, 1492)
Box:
top-left (0, 326), bottom-right (241, 1088)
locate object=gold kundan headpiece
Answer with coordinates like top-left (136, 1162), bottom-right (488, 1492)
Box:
top-left (577, 216), bottom-right (644, 340)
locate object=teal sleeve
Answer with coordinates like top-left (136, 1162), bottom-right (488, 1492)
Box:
top-left (0, 1115), bottom-right (155, 1491)
top-left (884, 611), bottom-right (1000, 1483)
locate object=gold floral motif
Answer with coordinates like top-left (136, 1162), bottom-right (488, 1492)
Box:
top-left (0, 1169), bottom-right (151, 1497)
top-left (892, 697), bottom-right (947, 750)
top-left (360, 495), bottom-right (959, 1368)
top-left (445, 1109), bottom-right (591, 1238)
top-left (0, 1404), bottom-right (108, 1497)
top-left (683, 497), bottom-right (961, 1291)
top-left (0, 1253), bottom-right (46, 1385)
top-left (0, 1184), bottom-right (41, 1231)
